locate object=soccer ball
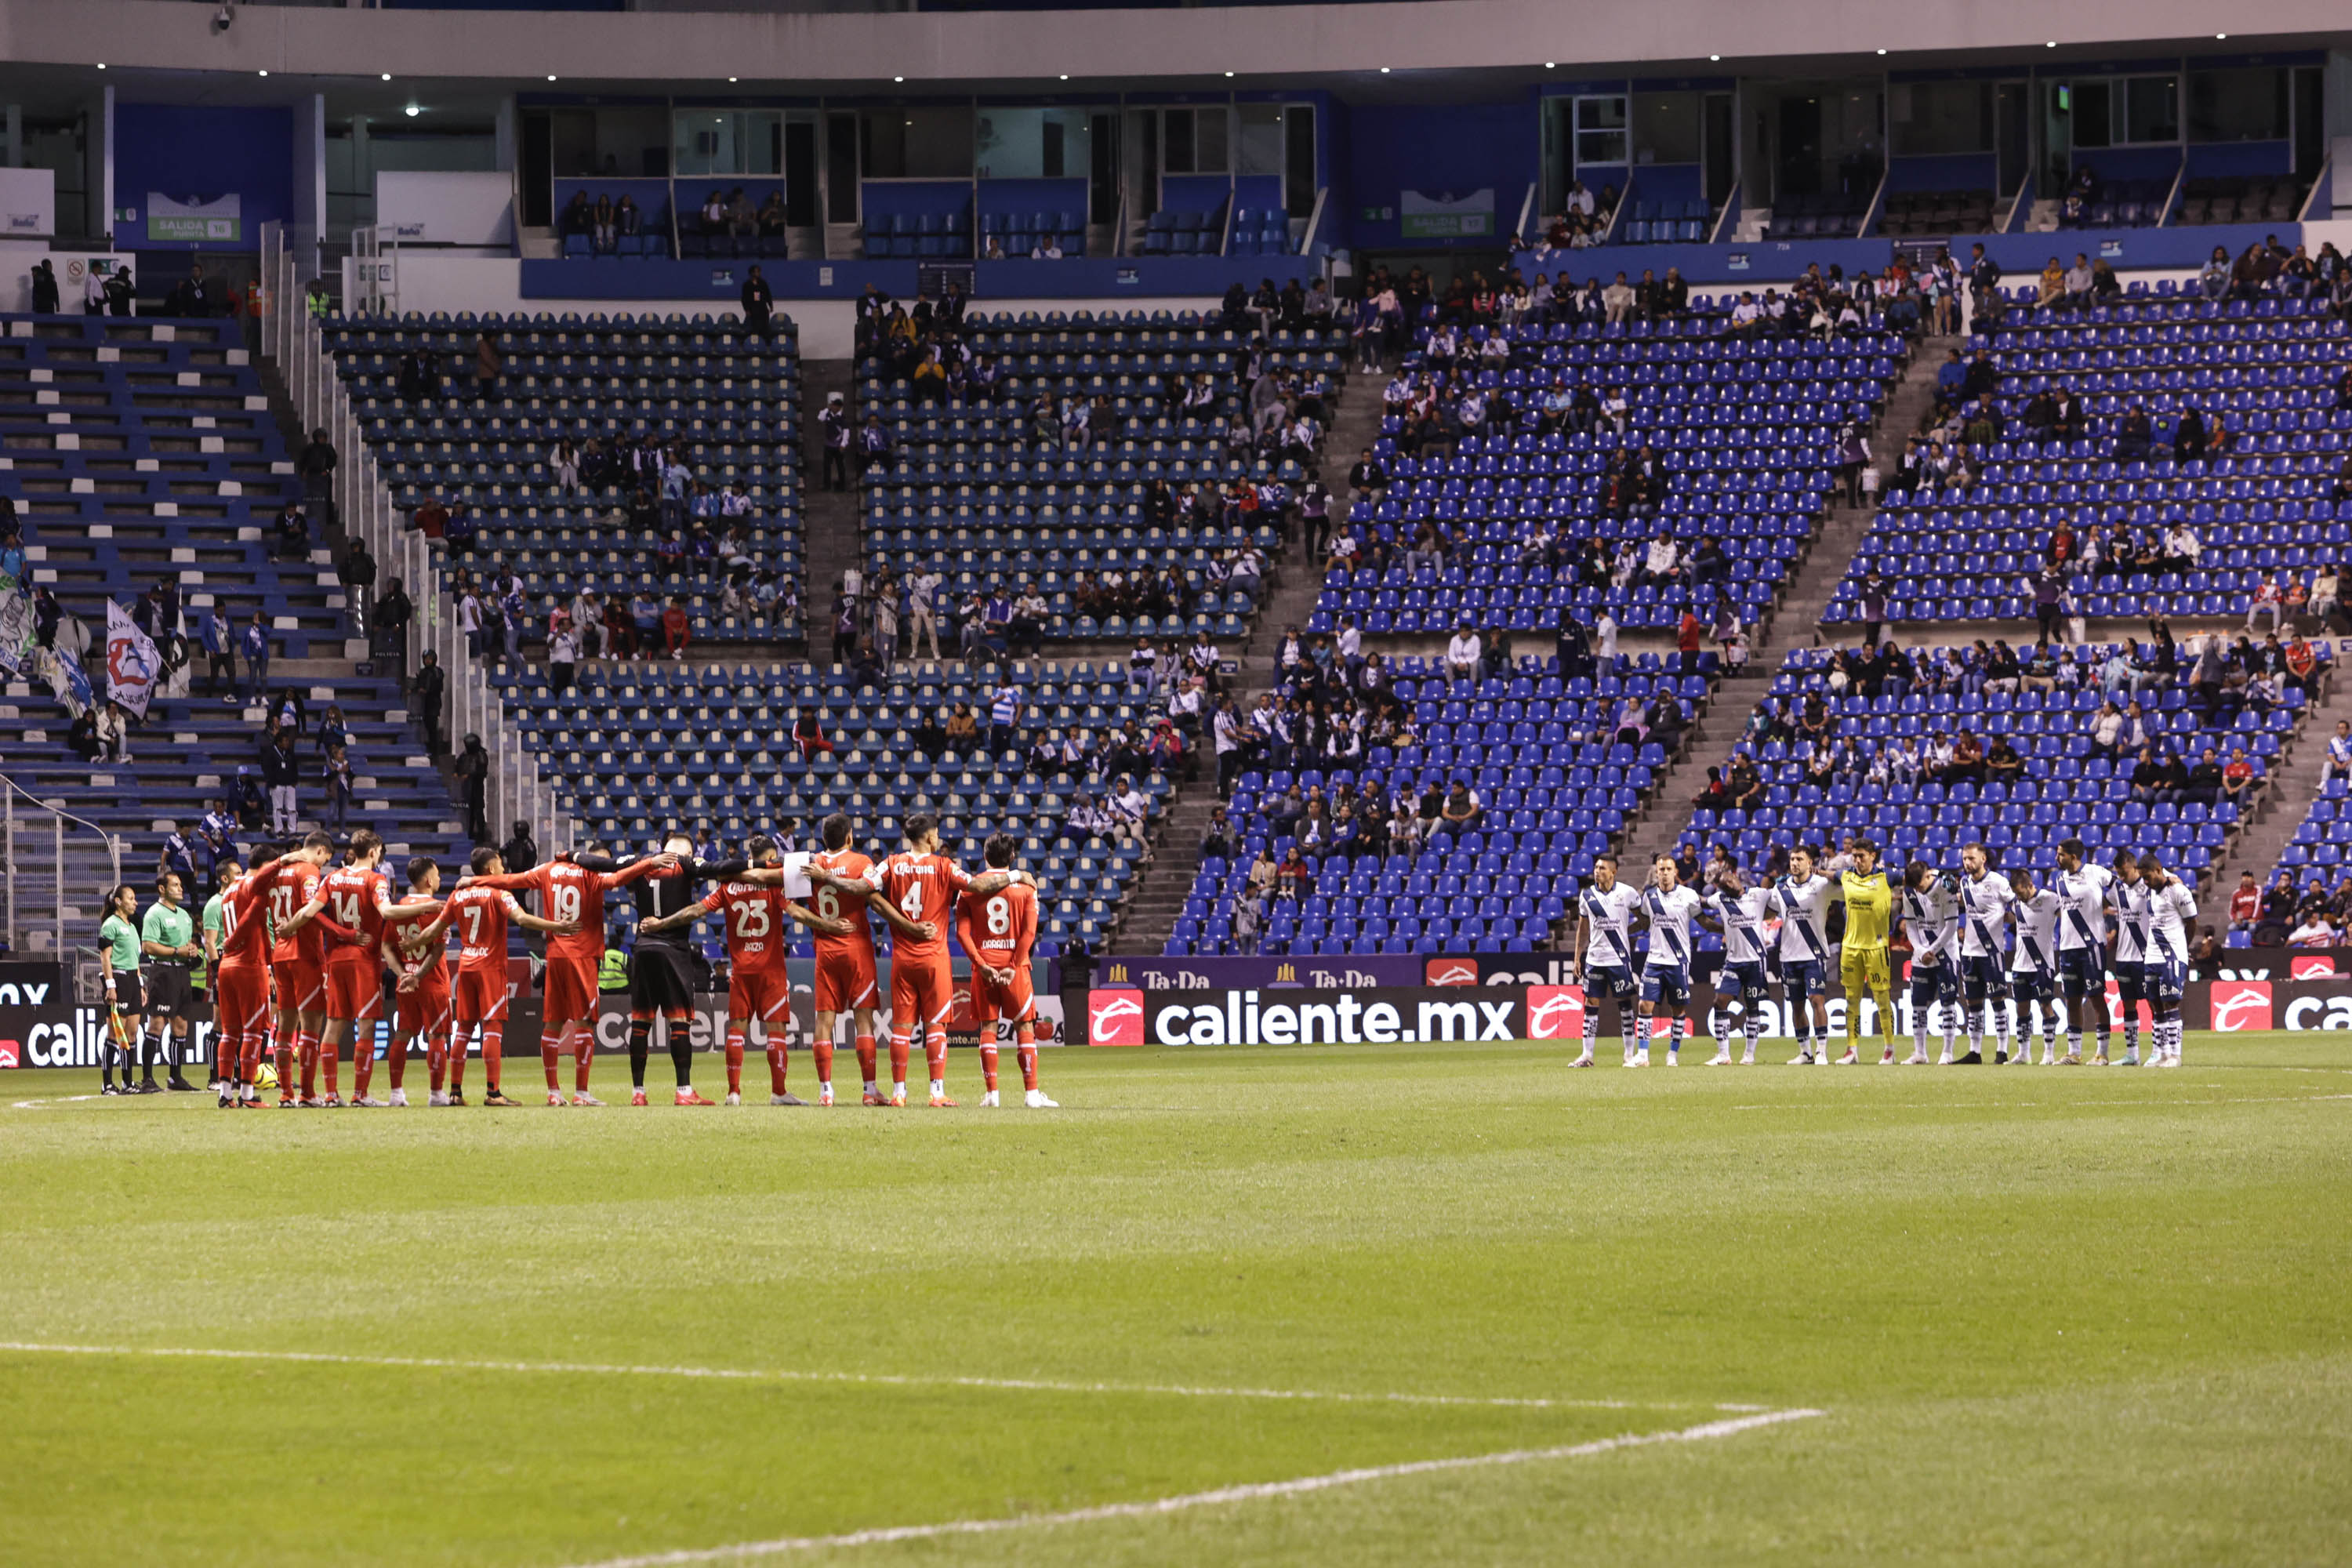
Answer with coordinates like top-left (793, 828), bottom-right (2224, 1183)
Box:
top-left (253, 1061), bottom-right (278, 1093)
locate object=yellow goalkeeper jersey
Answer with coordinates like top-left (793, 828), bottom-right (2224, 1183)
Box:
top-left (1839, 869), bottom-right (1894, 951)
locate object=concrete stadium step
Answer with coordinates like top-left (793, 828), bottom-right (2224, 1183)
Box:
top-left (1112, 367), bottom-right (1371, 956)
top-left (2198, 660), bottom-right (2352, 920)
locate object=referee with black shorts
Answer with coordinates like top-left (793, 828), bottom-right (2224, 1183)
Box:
top-left (583, 831), bottom-right (745, 1105)
top-left (140, 872), bottom-right (204, 1091)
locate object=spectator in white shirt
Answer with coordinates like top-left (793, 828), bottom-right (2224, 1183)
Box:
top-left (1445, 623), bottom-right (1482, 686)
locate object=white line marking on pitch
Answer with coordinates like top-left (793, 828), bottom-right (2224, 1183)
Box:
top-left (10, 1094), bottom-right (107, 1109)
top-left (559, 1408), bottom-right (1825, 1566)
top-left (1730, 1093), bottom-right (2352, 1111)
top-left (0, 1341), bottom-right (1717, 1413)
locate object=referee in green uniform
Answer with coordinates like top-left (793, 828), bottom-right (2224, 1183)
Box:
top-left (140, 873), bottom-right (203, 1093)
top-left (200, 858), bottom-right (243, 1090)
top-left (98, 886), bottom-right (147, 1096)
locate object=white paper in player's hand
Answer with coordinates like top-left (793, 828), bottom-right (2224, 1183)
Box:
top-left (776, 851), bottom-right (814, 900)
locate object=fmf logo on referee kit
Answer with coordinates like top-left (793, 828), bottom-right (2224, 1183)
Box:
top-left (1087, 989), bottom-right (1145, 1046)
top-left (1523, 985), bottom-right (1584, 1040)
top-left (2207, 981), bottom-right (2273, 1033)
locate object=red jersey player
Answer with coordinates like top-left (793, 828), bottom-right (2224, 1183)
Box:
top-left (861, 814), bottom-right (1027, 1107)
top-left (953, 834), bottom-right (1056, 1109)
top-left (405, 846), bottom-right (576, 1106)
top-left (385, 856), bottom-right (454, 1104)
top-left (210, 847), bottom-right (305, 1107)
top-left (263, 831), bottom-right (337, 1105)
top-left (804, 811), bottom-right (884, 1105)
top-left (287, 829), bottom-right (442, 1107)
top-left (637, 834), bottom-right (843, 1105)
top-left (472, 848), bottom-right (670, 1105)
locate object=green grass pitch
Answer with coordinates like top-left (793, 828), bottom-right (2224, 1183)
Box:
top-left (2, 1033), bottom-right (2348, 1566)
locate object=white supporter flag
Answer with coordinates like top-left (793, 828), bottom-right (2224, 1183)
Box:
top-left (104, 598), bottom-right (162, 718)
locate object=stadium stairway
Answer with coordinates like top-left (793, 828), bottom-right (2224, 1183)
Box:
top-left (800, 357), bottom-right (858, 630)
top-left (1112, 375), bottom-right (1381, 954)
top-left (1616, 336), bottom-right (1954, 875)
top-left (2197, 657), bottom-right (2352, 919)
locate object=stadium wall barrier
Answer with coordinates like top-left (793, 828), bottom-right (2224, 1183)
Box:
top-left (514, 253), bottom-right (1298, 301)
top-left (1516, 221), bottom-right (2302, 289)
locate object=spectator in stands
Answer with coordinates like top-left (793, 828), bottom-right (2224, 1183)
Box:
top-left (93, 699), bottom-right (131, 764)
top-left (1602, 271), bottom-right (1636, 327)
top-left (2290, 909), bottom-right (2336, 948)
top-left (319, 742), bottom-right (355, 830)
top-left (238, 610), bottom-right (270, 699)
top-left (1444, 622), bottom-right (1480, 688)
top-left (2062, 252), bottom-right (2096, 309)
top-left (29, 257), bottom-right (56, 314)
top-left (260, 728), bottom-right (301, 833)
top-left (396, 344), bottom-right (440, 403)
top-left (546, 615), bottom-right (580, 696)
top-left (2035, 258), bottom-right (2066, 309)
top-left (297, 426), bottom-right (338, 525)
top-left (741, 264), bottom-right (775, 340)
top-left (2316, 720), bottom-right (2352, 793)
top-left (2114, 403), bottom-right (2154, 462)
top-left (2222, 747), bottom-right (2259, 809)
top-left (272, 503), bottom-right (310, 562)
top-left (857, 414), bottom-right (892, 478)
top-left (2247, 574), bottom-right (2285, 636)
top-left (2194, 245), bottom-right (2231, 301)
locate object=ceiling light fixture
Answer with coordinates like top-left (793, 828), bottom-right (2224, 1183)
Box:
top-left (2045, 40), bottom-right (2056, 47)
top-left (1378, 67), bottom-right (1391, 74)
top-left (1709, 54), bottom-right (1722, 62)
top-left (728, 76), bottom-right (739, 82)
top-left (1060, 74), bottom-right (1069, 81)
top-left (546, 74), bottom-right (558, 82)
top-left (381, 72), bottom-right (391, 82)
top-left (894, 74), bottom-right (904, 82)
top-left (1544, 62), bottom-right (1555, 69)
top-left (1876, 48), bottom-right (1887, 55)
top-left (405, 104), bottom-right (419, 118)
top-left (2215, 31), bottom-right (2227, 38)
top-left (257, 69), bottom-right (268, 77)
top-left (96, 62), bottom-right (105, 70)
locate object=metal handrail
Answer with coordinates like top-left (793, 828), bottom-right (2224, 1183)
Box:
top-left (257, 219), bottom-right (563, 860)
top-left (1, 771), bottom-right (122, 958)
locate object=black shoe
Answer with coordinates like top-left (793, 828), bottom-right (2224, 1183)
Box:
top-left (1951, 1050), bottom-right (1984, 1065)
top-left (1993, 1050), bottom-right (2010, 1065)
top-left (136, 1079), bottom-right (165, 1094)
top-left (166, 1076), bottom-right (200, 1092)
top-left (100, 1082), bottom-right (122, 1096)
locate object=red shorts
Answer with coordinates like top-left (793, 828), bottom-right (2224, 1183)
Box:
top-left (967, 959), bottom-right (1035, 1025)
top-left (325, 954), bottom-right (385, 1023)
top-left (212, 960), bottom-right (273, 1041)
top-left (727, 964), bottom-right (792, 1024)
top-left (542, 953), bottom-right (598, 1025)
top-left (452, 965), bottom-right (509, 1026)
top-left (270, 956), bottom-right (324, 1015)
top-left (813, 944), bottom-right (880, 1014)
top-left (397, 975), bottom-right (452, 1039)
top-left (890, 956), bottom-right (956, 1040)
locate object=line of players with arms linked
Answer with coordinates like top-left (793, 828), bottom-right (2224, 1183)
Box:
top-left (1570, 837), bottom-right (2200, 1069)
top-left (109, 810), bottom-right (1058, 1111)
